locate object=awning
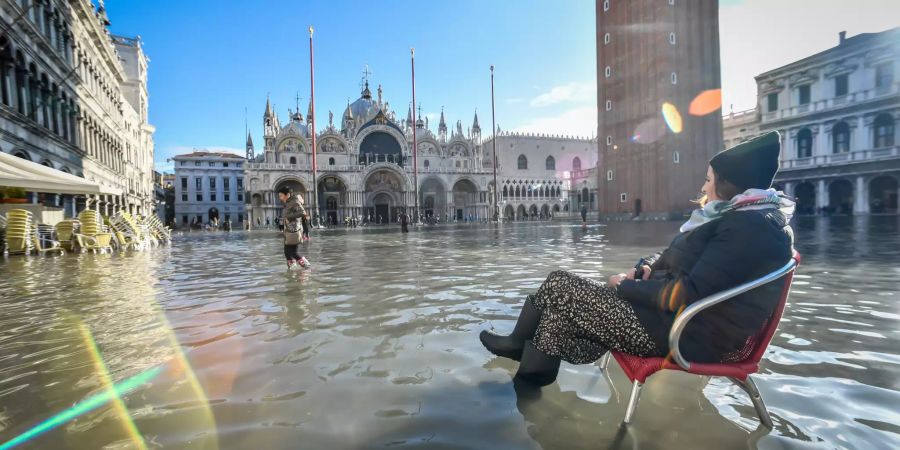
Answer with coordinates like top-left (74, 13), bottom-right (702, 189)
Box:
top-left (0, 151), bottom-right (122, 196)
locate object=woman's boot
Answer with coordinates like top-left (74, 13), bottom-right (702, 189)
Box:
top-left (479, 297), bottom-right (541, 361)
top-left (513, 340), bottom-right (561, 387)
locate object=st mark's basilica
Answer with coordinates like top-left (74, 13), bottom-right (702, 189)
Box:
top-left (244, 78), bottom-right (598, 226)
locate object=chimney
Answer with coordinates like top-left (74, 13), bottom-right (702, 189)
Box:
top-left (839, 31), bottom-right (846, 45)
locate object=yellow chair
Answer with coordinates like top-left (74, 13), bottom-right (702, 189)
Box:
top-left (31, 225), bottom-right (65, 256)
top-left (55, 220), bottom-right (80, 250)
top-left (5, 210), bottom-right (33, 255)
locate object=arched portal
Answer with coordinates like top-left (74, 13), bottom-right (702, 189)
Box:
top-left (516, 204), bottom-right (527, 220)
top-left (365, 169), bottom-right (405, 223)
top-left (452, 179), bottom-right (478, 221)
top-left (504, 204), bottom-right (515, 221)
top-left (420, 177), bottom-right (447, 219)
top-left (540, 204), bottom-right (550, 217)
top-left (208, 207), bottom-right (219, 222)
top-left (828, 179), bottom-right (853, 215)
top-left (318, 175), bottom-right (348, 225)
top-left (794, 182), bottom-right (816, 215)
top-left (869, 175), bottom-right (898, 214)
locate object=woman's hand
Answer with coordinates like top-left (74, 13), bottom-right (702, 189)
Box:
top-left (626, 265), bottom-right (652, 281)
top-left (608, 273), bottom-right (627, 288)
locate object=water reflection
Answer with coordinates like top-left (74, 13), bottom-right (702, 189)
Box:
top-left (1, 217), bottom-right (898, 449)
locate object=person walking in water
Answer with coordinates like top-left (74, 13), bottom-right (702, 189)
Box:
top-left (301, 205), bottom-right (312, 242)
top-left (580, 204), bottom-right (588, 226)
top-left (400, 210), bottom-right (410, 233)
top-left (278, 186), bottom-right (311, 269)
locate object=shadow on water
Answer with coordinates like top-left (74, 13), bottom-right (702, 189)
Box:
top-left (0, 217), bottom-right (898, 449)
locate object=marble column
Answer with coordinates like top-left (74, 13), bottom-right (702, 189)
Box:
top-left (817, 179), bottom-right (828, 211)
top-left (855, 176), bottom-right (869, 214)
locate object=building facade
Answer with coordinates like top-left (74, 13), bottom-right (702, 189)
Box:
top-left (482, 133), bottom-right (597, 220)
top-left (755, 28), bottom-right (899, 215)
top-left (244, 81), bottom-right (597, 226)
top-left (722, 107), bottom-right (762, 149)
top-left (596, 0), bottom-right (724, 219)
top-left (0, 0), bottom-right (155, 216)
top-left (173, 151), bottom-right (246, 228)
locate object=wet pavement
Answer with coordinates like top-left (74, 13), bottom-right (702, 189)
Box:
top-left (1, 217), bottom-right (899, 449)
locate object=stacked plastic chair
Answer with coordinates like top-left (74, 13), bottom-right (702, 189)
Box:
top-left (54, 219), bottom-right (80, 250)
top-left (76, 209), bottom-right (113, 253)
top-left (108, 211), bottom-right (140, 251)
top-left (4, 209), bottom-right (34, 255)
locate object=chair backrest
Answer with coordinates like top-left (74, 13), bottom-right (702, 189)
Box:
top-left (721, 250), bottom-right (801, 364)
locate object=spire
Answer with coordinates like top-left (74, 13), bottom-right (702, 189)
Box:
top-left (246, 130), bottom-right (254, 147)
top-left (438, 107), bottom-right (448, 142)
top-left (361, 81), bottom-right (372, 99)
top-left (346, 98), bottom-right (353, 120)
top-left (415, 103), bottom-right (424, 129)
top-left (472, 109), bottom-right (481, 132)
top-left (264, 94), bottom-right (274, 118)
top-left (406, 104), bottom-right (412, 124)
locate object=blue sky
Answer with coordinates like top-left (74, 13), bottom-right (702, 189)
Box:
top-left (102, 1), bottom-right (899, 173)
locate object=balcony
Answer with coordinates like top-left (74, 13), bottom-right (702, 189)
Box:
top-left (780, 145), bottom-right (899, 170)
top-left (761, 83), bottom-right (900, 124)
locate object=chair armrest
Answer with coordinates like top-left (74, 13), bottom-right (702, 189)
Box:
top-left (668, 252), bottom-right (799, 371)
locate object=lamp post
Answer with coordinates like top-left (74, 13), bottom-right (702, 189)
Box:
top-left (490, 65), bottom-right (499, 223)
top-left (410, 47), bottom-right (419, 224)
top-left (309, 26), bottom-right (319, 227)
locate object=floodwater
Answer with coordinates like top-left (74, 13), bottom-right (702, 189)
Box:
top-left (1, 217), bottom-right (898, 450)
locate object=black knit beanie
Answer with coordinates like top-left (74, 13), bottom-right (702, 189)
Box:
top-left (709, 131), bottom-right (781, 191)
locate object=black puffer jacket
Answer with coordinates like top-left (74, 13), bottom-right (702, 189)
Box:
top-left (616, 209), bottom-right (794, 362)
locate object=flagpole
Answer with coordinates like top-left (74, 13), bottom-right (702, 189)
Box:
top-left (490, 65), bottom-right (499, 222)
top-left (309, 26), bottom-right (318, 227)
top-left (410, 48), bottom-right (419, 224)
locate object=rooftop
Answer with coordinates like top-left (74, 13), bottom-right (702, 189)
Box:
top-left (173, 151), bottom-right (245, 160)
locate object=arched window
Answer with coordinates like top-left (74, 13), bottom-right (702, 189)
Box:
top-left (502, 185), bottom-right (508, 199)
top-left (424, 159), bottom-right (430, 168)
top-left (328, 157), bottom-right (335, 166)
top-left (517, 154), bottom-right (528, 170)
top-left (572, 157), bottom-right (582, 172)
top-left (874, 113), bottom-right (895, 148)
top-left (545, 155), bottom-right (555, 170)
top-left (515, 185), bottom-right (521, 198)
top-left (797, 128), bottom-right (813, 158)
top-left (13, 151), bottom-right (30, 161)
top-left (832, 121), bottom-right (850, 153)
top-left (289, 156), bottom-right (297, 165)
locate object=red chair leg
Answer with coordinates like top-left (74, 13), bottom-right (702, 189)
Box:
top-left (623, 380), bottom-right (643, 424)
top-left (729, 375), bottom-right (773, 429)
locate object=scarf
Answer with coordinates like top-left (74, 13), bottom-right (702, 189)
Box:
top-left (680, 188), bottom-right (795, 233)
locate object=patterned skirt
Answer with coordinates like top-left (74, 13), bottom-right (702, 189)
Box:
top-left (531, 270), bottom-right (663, 364)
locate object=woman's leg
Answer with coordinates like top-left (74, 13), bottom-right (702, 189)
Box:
top-left (530, 271), bottom-right (660, 365)
top-left (284, 244), bottom-right (297, 262)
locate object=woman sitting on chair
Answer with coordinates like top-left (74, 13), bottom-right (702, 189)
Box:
top-left (480, 131), bottom-right (795, 386)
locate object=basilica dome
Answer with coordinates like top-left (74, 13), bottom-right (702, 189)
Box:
top-left (343, 82), bottom-right (381, 125)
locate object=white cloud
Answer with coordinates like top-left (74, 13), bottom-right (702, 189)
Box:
top-left (511, 105), bottom-right (597, 138)
top-left (530, 81), bottom-right (596, 107)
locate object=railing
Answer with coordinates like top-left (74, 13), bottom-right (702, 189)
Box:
top-left (669, 255), bottom-right (799, 370)
top-left (762, 83), bottom-right (900, 123)
top-left (780, 146), bottom-right (899, 169)
top-left (246, 162), bottom-right (492, 175)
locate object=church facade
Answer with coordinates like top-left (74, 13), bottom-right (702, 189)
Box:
top-left (244, 81), bottom-right (596, 226)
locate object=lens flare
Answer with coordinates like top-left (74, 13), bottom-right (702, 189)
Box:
top-left (689, 89), bottom-right (722, 116)
top-left (631, 118), bottom-right (667, 144)
top-left (0, 366), bottom-right (162, 450)
top-left (661, 102), bottom-right (683, 134)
